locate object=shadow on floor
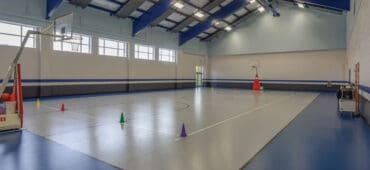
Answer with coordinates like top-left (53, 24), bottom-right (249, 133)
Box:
top-left (0, 130), bottom-right (121, 170)
top-left (242, 93), bottom-right (370, 170)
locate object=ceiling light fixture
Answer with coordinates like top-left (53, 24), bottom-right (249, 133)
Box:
top-left (258, 7), bottom-right (265, 12)
top-left (249, 0), bottom-right (256, 3)
top-left (297, 3), bottom-right (305, 8)
top-left (225, 26), bottom-right (232, 31)
top-left (194, 11), bottom-right (205, 18)
top-left (213, 20), bottom-right (220, 26)
top-left (173, 1), bottom-right (184, 9)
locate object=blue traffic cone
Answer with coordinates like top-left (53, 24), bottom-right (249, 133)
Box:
top-left (180, 123), bottom-right (187, 138)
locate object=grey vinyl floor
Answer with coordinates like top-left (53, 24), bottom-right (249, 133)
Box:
top-left (23, 88), bottom-right (318, 170)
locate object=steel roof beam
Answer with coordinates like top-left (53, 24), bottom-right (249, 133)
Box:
top-left (116, 0), bottom-right (146, 18)
top-left (300, 0), bottom-right (349, 11)
top-left (150, 8), bottom-right (175, 27)
top-left (202, 8), bottom-right (259, 41)
top-left (69, 0), bottom-right (92, 9)
top-left (179, 0), bottom-right (250, 45)
top-left (46, 0), bottom-right (63, 19)
top-left (171, 0), bottom-right (225, 33)
top-left (258, 0), bottom-right (280, 17)
top-left (132, 0), bottom-right (172, 36)
top-left (279, 0), bottom-right (349, 11)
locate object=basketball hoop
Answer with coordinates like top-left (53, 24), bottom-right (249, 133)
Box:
top-left (53, 13), bottom-right (73, 41)
top-left (0, 12), bottom-right (75, 131)
top-left (249, 60), bottom-right (260, 76)
top-left (1, 12), bottom-right (75, 109)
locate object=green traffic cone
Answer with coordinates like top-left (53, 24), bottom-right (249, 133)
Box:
top-left (120, 112), bottom-right (125, 124)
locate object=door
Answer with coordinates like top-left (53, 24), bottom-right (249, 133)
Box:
top-left (196, 66), bottom-right (203, 87)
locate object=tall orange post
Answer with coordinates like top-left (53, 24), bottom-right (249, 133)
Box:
top-left (354, 63), bottom-right (360, 116)
top-left (16, 64), bottom-right (24, 127)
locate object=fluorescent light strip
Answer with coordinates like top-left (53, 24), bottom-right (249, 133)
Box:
top-left (194, 11), bottom-right (205, 18)
top-left (173, 1), bottom-right (184, 9)
top-left (258, 7), bottom-right (265, 12)
top-left (225, 26), bottom-right (232, 31)
top-left (213, 20), bottom-right (220, 26)
top-left (297, 3), bottom-right (305, 8)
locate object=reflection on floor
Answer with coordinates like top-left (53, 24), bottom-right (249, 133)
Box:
top-left (2, 88), bottom-right (319, 170)
top-left (243, 93), bottom-right (370, 170)
top-left (0, 131), bottom-right (120, 170)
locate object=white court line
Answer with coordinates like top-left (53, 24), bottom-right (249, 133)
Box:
top-left (41, 104), bottom-right (177, 136)
top-left (175, 95), bottom-right (293, 141)
top-left (40, 104), bottom-right (100, 122)
top-left (123, 123), bottom-right (177, 136)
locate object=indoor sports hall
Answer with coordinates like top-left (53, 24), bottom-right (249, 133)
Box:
top-left (0, 0), bottom-right (369, 170)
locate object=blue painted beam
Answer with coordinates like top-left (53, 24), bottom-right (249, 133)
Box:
top-left (301, 0), bottom-right (350, 11)
top-left (46, 0), bottom-right (63, 19)
top-left (132, 0), bottom-right (172, 36)
top-left (179, 0), bottom-right (249, 46)
top-left (259, 0), bottom-right (280, 17)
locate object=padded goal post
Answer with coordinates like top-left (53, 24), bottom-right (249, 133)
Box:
top-left (0, 64), bottom-right (24, 131)
top-left (0, 13), bottom-right (74, 131)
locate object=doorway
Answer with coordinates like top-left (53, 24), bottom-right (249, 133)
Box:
top-left (195, 66), bottom-right (203, 87)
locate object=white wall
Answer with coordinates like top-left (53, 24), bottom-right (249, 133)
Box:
top-left (346, 0), bottom-right (370, 96)
top-left (0, 46), bottom-right (40, 80)
top-left (208, 50), bottom-right (346, 82)
top-left (0, 34), bottom-right (205, 82)
top-left (207, 1), bottom-right (347, 56)
top-left (206, 2), bottom-right (347, 84)
top-left (0, 0), bottom-right (207, 87)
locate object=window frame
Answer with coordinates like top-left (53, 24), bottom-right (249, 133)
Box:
top-left (134, 44), bottom-right (155, 60)
top-left (0, 20), bottom-right (37, 48)
top-left (53, 33), bottom-right (91, 54)
top-left (98, 38), bottom-right (128, 57)
top-left (158, 48), bottom-right (176, 63)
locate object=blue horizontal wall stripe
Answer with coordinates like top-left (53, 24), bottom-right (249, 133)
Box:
top-left (204, 79), bottom-right (348, 83)
top-left (0, 79), bottom-right (196, 83)
top-left (360, 85), bottom-right (370, 94)
top-left (302, 0), bottom-right (350, 11)
top-left (3, 78), bottom-right (369, 94)
top-left (0, 79), bottom-right (349, 84)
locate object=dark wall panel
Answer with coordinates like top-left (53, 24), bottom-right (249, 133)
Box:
top-left (44, 84), bottom-right (129, 97)
top-left (176, 82), bottom-right (196, 89)
top-left (128, 83), bottom-right (176, 92)
top-left (11, 82), bottom-right (195, 98)
top-left (4, 82), bottom-right (347, 99)
top-left (360, 96), bottom-right (370, 125)
top-left (206, 82), bottom-right (340, 91)
top-left (206, 82), bottom-right (252, 89)
top-left (262, 84), bottom-right (340, 92)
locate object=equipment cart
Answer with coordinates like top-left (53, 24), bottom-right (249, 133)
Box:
top-left (337, 85), bottom-right (356, 116)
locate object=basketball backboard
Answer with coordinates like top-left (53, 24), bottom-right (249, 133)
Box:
top-left (54, 13), bottom-right (73, 41)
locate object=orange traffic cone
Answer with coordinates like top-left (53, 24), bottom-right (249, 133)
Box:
top-left (60, 104), bottom-right (65, 112)
top-left (253, 74), bottom-right (261, 91)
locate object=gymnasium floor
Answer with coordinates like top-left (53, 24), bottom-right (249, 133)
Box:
top-left (1, 88), bottom-right (370, 170)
